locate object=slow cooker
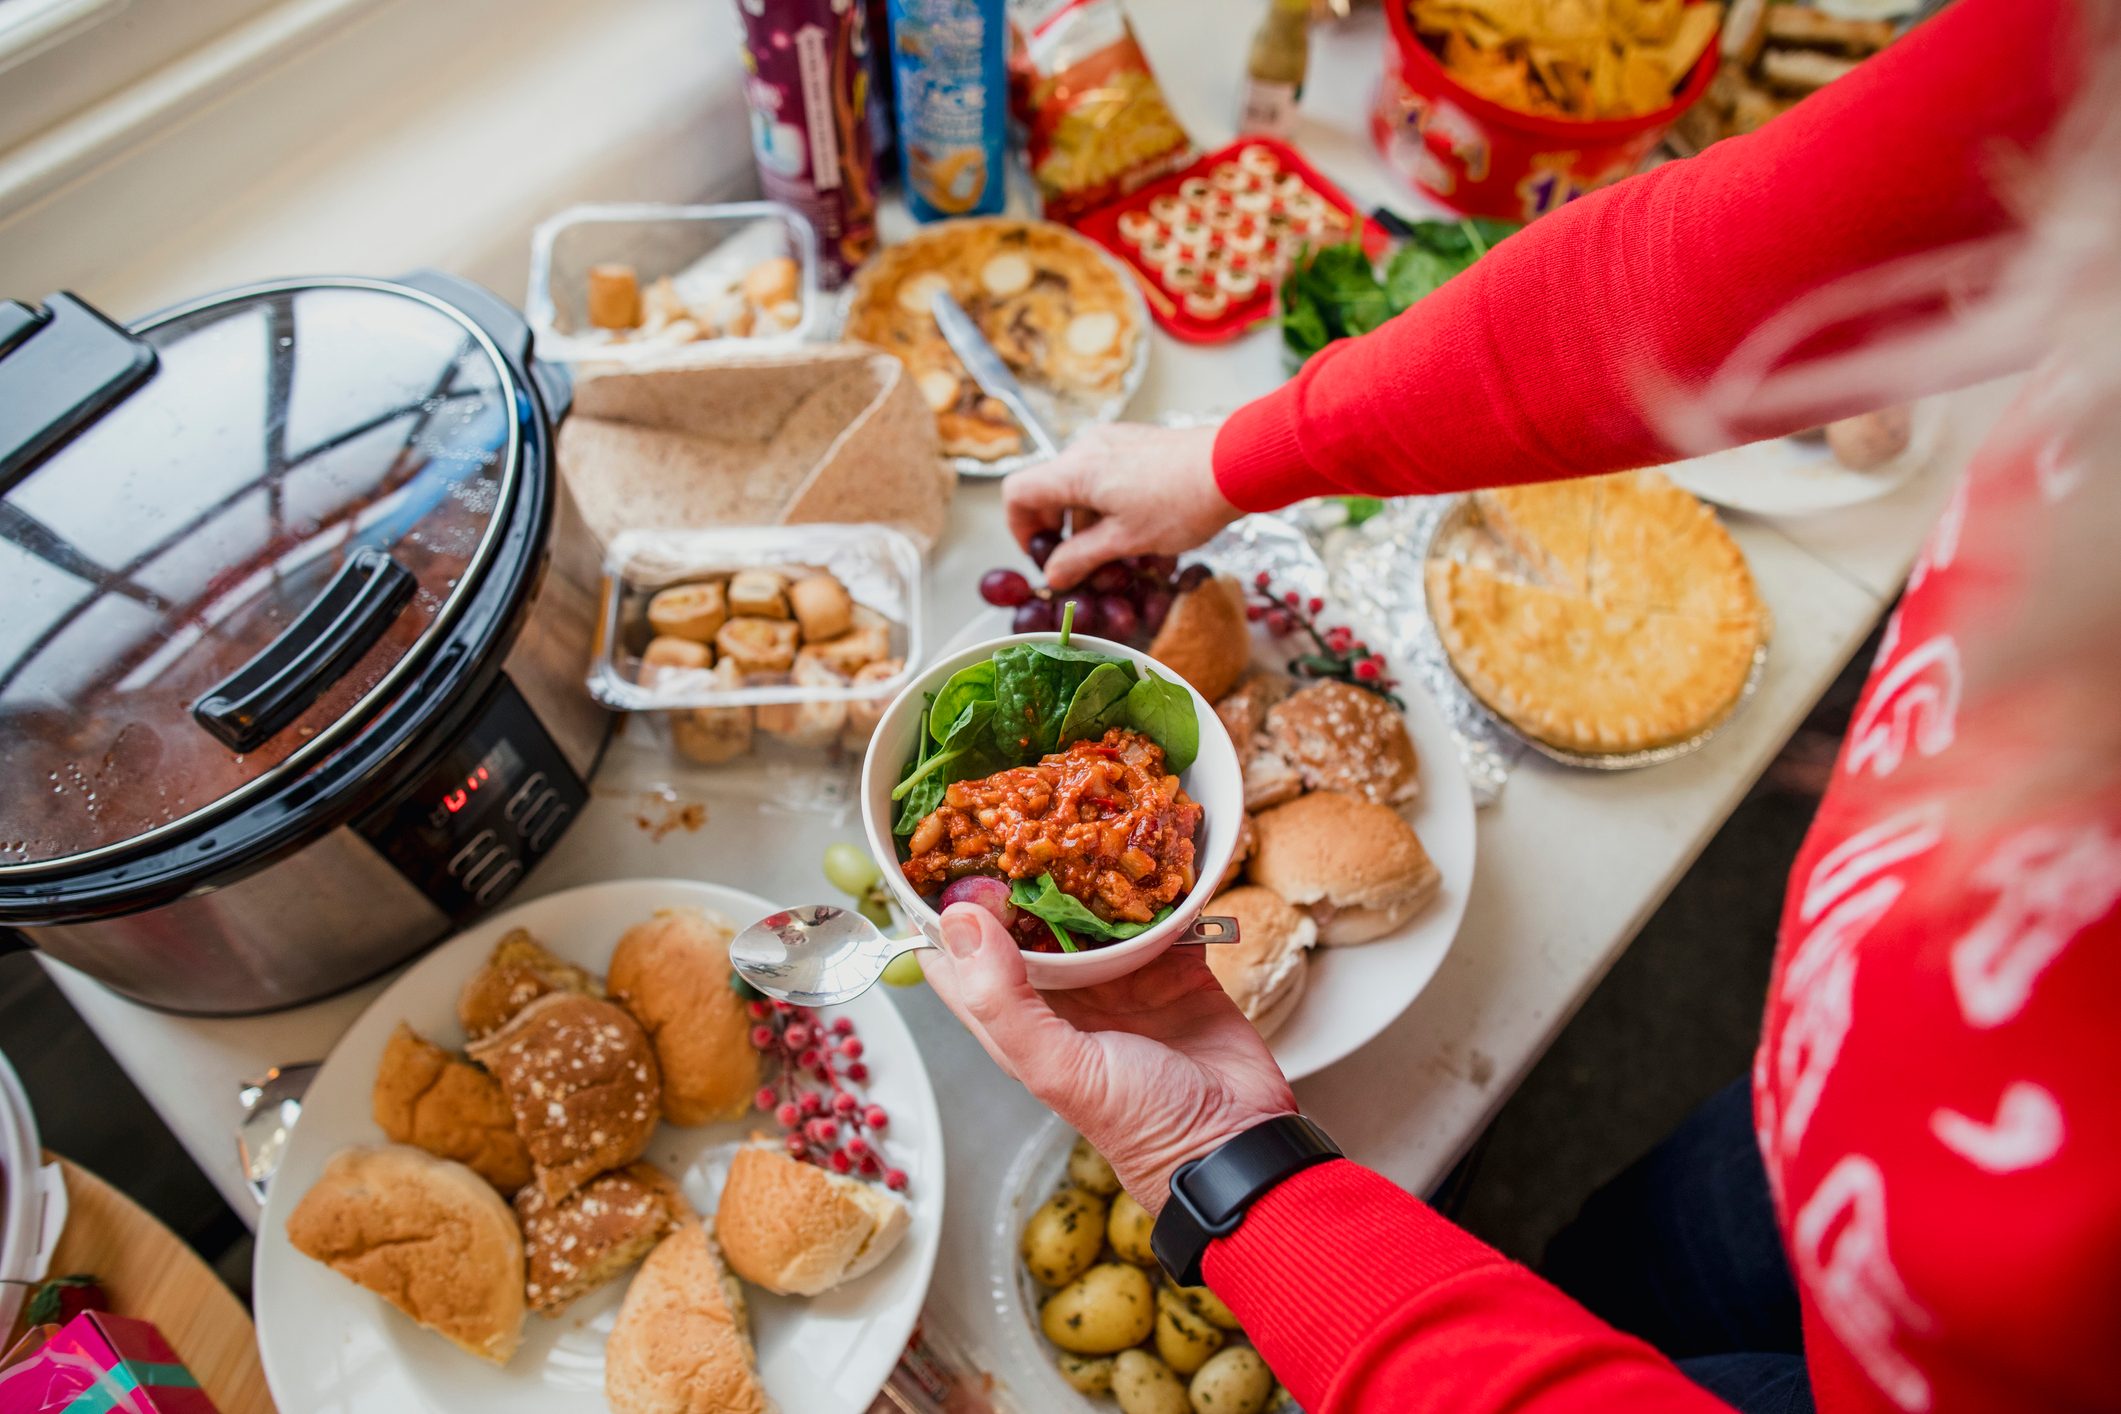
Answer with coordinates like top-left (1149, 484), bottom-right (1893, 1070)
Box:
top-left (0, 271), bottom-right (610, 1013)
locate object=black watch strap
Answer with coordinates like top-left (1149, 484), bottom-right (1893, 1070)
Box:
top-left (1151, 1115), bottom-right (1340, 1285)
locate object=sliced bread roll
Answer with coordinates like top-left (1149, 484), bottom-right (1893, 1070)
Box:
top-left (713, 1141), bottom-right (911, 1297)
top-left (285, 1144), bottom-right (526, 1364)
top-left (607, 1222), bottom-right (775, 1414)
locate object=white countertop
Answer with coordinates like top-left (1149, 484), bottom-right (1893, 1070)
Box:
top-left (21, 0), bottom-right (2012, 1375)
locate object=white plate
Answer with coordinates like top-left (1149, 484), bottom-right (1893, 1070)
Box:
top-left (942, 602), bottom-right (1476, 1082)
top-left (1665, 399), bottom-right (1946, 516)
top-left (254, 879), bottom-right (943, 1414)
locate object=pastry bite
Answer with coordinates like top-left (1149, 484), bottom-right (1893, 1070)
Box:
top-left (588, 263), bottom-right (643, 330)
top-left (605, 1222), bottom-right (772, 1414)
top-left (607, 907), bottom-right (759, 1125)
top-left (797, 604), bottom-right (891, 675)
top-left (741, 255), bottom-right (801, 310)
top-left (1146, 574), bottom-right (1251, 702)
top-left (726, 568), bottom-right (791, 620)
top-left (840, 657), bottom-right (905, 750)
top-left (372, 1023), bottom-right (533, 1195)
top-left (640, 277), bottom-right (689, 333)
top-left (467, 993), bottom-right (662, 1204)
top-left (1265, 680), bottom-right (1420, 807)
top-left (669, 661), bottom-right (754, 765)
top-left (716, 617), bottom-right (800, 675)
top-left (515, 1162), bottom-right (688, 1316)
top-left (1214, 671), bottom-right (1292, 747)
top-left (1203, 885), bottom-right (1314, 1038)
top-left (787, 573), bottom-right (854, 642)
top-left (714, 1140), bottom-right (912, 1297)
top-left (639, 635), bottom-right (712, 689)
top-left (757, 656), bottom-right (850, 749)
top-left (1248, 790), bottom-right (1440, 945)
top-left (456, 929), bottom-right (604, 1042)
top-left (648, 581), bottom-right (728, 643)
top-left (286, 1145), bottom-right (526, 1364)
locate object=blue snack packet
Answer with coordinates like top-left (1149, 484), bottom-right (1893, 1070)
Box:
top-left (884, 0), bottom-right (1008, 221)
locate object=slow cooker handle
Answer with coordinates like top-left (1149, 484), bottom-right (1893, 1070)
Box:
top-left (0, 293), bottom-right (156, 487)
top-left (191, 546), bottom-right (416, 753)
top-left (393, 269), bottom-right (572, 420)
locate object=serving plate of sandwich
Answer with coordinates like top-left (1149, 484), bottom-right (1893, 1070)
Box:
top-left (943, 546), bottom-right (1476, 1081)
top-left (253, 878), bottom-right (943, 1414)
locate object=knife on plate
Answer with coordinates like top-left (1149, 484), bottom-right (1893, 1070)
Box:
top-left (930, 289), bottom-right (1062, 461)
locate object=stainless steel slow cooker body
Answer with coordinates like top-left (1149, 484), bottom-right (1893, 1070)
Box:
top-left (0, 271), bottom-right (611, 1013)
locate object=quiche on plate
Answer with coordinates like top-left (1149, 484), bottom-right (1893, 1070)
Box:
top-left (843, 219), bottom-right (1140, 462)
top-left (1428, 470), bottom-right (1769, 755)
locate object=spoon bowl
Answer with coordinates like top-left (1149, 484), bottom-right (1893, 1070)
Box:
top-left (731, 904), bottom-right (932, 1007)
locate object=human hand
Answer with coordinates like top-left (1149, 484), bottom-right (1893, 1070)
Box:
top-left (921, 902), bottom-right (1298, 1216)
top-left (1005, 423), bottom-right (1241, 590)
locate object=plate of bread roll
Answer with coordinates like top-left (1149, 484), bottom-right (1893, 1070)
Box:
top-left (253, 879), bottom-right (943, 1414)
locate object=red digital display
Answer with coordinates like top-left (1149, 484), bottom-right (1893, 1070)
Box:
top-left (431, 740), bottom-right (523, 827)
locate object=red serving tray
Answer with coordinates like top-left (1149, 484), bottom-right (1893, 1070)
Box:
top-left (1072, 136), bottom-right (1390, 344)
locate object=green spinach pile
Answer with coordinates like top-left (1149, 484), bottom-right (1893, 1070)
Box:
top-left (890, 611), bottom-right (1201, 952)
top-left (1279, 217), bottom-right (1519, 366)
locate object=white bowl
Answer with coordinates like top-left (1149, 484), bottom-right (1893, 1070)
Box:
top-left (860, 633), bottom-right (1241, 989)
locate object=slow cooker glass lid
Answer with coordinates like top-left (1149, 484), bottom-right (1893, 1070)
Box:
top-left (0, 280), bottom-right (521, 871)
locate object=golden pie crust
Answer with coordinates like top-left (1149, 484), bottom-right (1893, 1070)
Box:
top-left (843, 219), bottom-right (1139, 461)
top-left (1433, 471), bottom-right (1767, 754)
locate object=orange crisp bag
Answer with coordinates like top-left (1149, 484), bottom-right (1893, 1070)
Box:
top-left (1009, 0), bottom-right (1196, 221)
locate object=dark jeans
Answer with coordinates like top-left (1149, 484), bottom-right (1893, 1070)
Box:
top-left (1540, 1079), bottom-right (1815, 1414)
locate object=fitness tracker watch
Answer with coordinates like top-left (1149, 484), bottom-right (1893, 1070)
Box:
top-left (1150, 1115), bottom-right (1341, 1285)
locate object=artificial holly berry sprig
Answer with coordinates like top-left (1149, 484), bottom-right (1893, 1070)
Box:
top-left (743, 997), bottom-right (906, 1191)
top-left (1246, 570), bottom-right (1405, 709)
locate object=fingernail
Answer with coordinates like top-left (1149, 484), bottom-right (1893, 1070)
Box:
top-left (939, 906), bottom-right (984, 959)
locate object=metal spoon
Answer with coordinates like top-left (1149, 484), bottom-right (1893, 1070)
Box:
top-left (730, 904), bottom-right (1240, 1006)
top-left (235, 1060), bottom-right (320, 1207)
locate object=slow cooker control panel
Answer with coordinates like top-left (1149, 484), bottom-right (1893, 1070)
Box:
top-left (357, 678), bottom-right (588, 918)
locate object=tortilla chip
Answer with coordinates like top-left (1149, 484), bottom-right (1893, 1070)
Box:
top-left (1417, 0), bottom-right (1725, 120)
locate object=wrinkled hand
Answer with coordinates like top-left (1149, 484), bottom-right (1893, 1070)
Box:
top-left (1005, 423), bottom-right (1241, 590)
top-left (922, 902), bottom-right (1297, 1216)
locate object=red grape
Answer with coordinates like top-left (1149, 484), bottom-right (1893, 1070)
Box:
top-left (979, 569), bottom-right (1033, 607)
top-left (939, 875), bottom-right (1016, 926)
top-left (1140, 554), bottom-right (1180, 582)
top-left (1098, 595), bottom-right (1139, 642)
top-left (1057, 596), bottom-right (1102, 635)
top-left (1027, 530), bottom-right (1063, 569)
top-left (1088, 562), bottom-right (1132, 594)
top-left (1013, 598), bottom-right (1057, 633)
top-left (1139, 587), bottom-right (1173, 634)
top-left (1177, 563), bottom-right (1213, 593)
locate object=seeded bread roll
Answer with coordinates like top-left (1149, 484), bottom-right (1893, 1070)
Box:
top-left (456, 930), bottom-right (605, 1041)
top-left (286, 1145), bottom-right (526, 1364)
top-left (607, 907), bottom-right (760, 1125)
top-left (467, 993), bottom-right (662, 1204)
top-left (1265, 680), bottom-right (1420, 806)
top-left (515, 1162), bottom-right (688, 1316)
top-left (606, 1222), bottom-right (775, 1414)
top-left (713, 1140), bottom-right (911, 1296)
top-left (1248, 791), bottom-right (1440, 946)
top-left (372, 1023), bottom-right (533, 1194)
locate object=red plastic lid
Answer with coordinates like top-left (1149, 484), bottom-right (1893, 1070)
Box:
top-left (0, 279), bottom-right (522, 870)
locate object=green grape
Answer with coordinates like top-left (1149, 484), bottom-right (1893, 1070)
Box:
top-left (881, 950), bottom-right (927, 988)
top-left (858, 895), bottom-right (895, 930)
top-left (823, 842), bottom-right (883, 898)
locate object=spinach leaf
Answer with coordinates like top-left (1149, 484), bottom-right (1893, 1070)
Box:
top-left (1120, 669), bottom-right (1199, 774)
top-left (990, 644), bottom-right (1101, 759)
top-left (1057, 662), bottom-right (1139, 747)
top-left (1336, 495), bottom-right (1386, 526)
top-left (1382, 243), bottom-right (1464, 309)
top-left (929, 661), bottom-right (996, 745)
top-left (1008, 875), bottom-right (1172, 945)
top-left (890, 698), bottom-right (1012, 833)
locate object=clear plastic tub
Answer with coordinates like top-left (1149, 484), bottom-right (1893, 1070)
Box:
top-left (526, 201), bottom-right (823, 363)
top-left (587, 524), bottom-right (925, 813)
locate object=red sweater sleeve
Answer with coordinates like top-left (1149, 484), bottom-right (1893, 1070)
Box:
top-left (1213, 0), bottom-right (2079, 510)
top-left (1203, 1161), bottom-right (1732, 1412)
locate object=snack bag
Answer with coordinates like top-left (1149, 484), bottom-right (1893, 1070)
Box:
top-left (885, 0), bottom-right (1009, 221)
top-left (1008, 0), bottom-right (1195, 221)
top-left (734, 0), bottom-right (883, 286)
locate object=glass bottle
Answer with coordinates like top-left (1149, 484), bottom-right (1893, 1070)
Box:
top-left (1239, 0), bottom-right (1311, 137)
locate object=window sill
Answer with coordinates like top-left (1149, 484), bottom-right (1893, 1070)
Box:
top-left (0, 0), bottom-right (755, 320)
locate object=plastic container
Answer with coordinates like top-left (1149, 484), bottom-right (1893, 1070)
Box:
top-left (1370, 1), bottom-right (1718, 222)
top-left (1074, 136), bottom-right (1388, 345)
top-left (1, 1051), bottom-right (66, 1339)
top-left (525, 202), bottom-right (822, 363)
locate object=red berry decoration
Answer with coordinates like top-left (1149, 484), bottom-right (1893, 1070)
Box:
top-left (838, 1037), bottom-right (864, 1060)
top-left (1355, 657), bottom-right (1381, 682)
top-left (785, 1133), bottom-right (808, 1156)
top-left (864, 1105), bottom-right (890, 1130)
top-left (782, 1022), bottom-right (812, 1050)
top-left (829, 1149), bottom-right (854, 1175)
top-left (1245, 570), bottom-right (1404, 708)
top-left (1254, 571), bottom-right (1272, 590)
top-left (845, 1136), bottom-right (871, 1160)
top-left (775, 1101), bottom-right (801, 1127)
top-left (754, 1086), bottom-right (777, 1112)
top-left (742, 998), bottom-right (901, 1191)
top-left (832, 1091), bottom-right (859, 1115)
top-left (747, 1000), bottom-right (770, 1020)
top-left (846, 1062), bottom-right (870, 1083)
top-left (749, 1025), bottom-right (776, 1050)
top-left (1266, 609), bottom-right (1293, 635)
top-left (831, 1017), bottom-right (856, 1037)
top-left (885, 1168), bottom-right (909, 1191)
